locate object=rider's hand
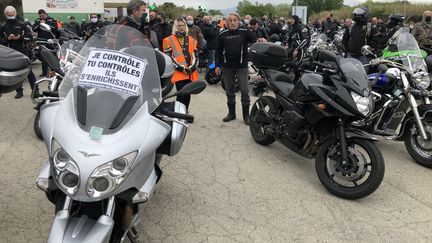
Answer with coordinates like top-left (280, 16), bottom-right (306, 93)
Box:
top-left (14, 34), bottom-right (20, 40)
top-left (185, 67), bottom-right (192, 75)
top-left (215, 67), bottom-right (221, 76)
top-left (8, 34), bottom-right (14, 40)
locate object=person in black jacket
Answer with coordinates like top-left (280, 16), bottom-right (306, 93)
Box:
top-left (215, 12), bottom-right (257, 125)
top-left (123, 0), bottom-right (159, 48)
top-left (343, 7), bottom-right (371, 70)
top-left (64, 16), bottom-right (81, 36)
top-left (0, 5), bottom-right (37, 99)
top-left (33, 9), bottom-right (58, 77)
top-left (249, 18), bottom-right (268, 42)
top-left (323, 13), bottom-right (339, 39)
top-left (152, 13), bottom-right (172, 49)
top-left (285, 15), bottom-right (310, 60)
top-left (201, 15), bottom-right (219, 65)
top-left (83, 13), bottom-right (104, 41)
top-left (269, 18), bottom-right (282, 37)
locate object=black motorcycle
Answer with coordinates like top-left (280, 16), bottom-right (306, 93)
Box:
top-left (249, 42), bottom-right (385, 199)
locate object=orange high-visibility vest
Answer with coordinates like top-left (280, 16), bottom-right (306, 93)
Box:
top-left (163, 35), bottom-right (198, 83)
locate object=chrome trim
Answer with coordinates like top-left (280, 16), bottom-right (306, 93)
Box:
top-left (105, 196), bottom-right (115, 218)
top-left (63, 196), bottom-right (72, 211)
top-left (408, 93), bottom-right (428, 140)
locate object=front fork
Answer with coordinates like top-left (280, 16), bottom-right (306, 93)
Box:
top-left (337, 119), bottom-right (349, 166)
top-left (402, 72), bottom-right (429, 140)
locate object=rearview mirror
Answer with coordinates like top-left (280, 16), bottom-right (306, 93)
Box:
top-left (377, 64), bottom-right (388, 73)
top-left (361, 45), bottom-right (373, 56)
top-left (40, 22), bottom-right (51, 32)
top-left (40, 47), bottom-right (64, 76)
top-left (178, 80), bottom-right (206, 95)
top-left (163, 80), bottom-right (206, 101)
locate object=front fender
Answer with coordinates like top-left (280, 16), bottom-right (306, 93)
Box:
top-left (48, 211), bottom-right (114, 243)
top-left (395, 104), bottom-right (432, 141)
top-left (345, 128), bottom-right (378, 141)
top-left (319, 127), bottom-right (378, 145)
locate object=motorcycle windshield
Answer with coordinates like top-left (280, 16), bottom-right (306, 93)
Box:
top-left (59, 39), bottom-right (84, 61)
top-left (58, 25), bottom-right (162, 134)
top-left (387, 27), bottom-right (428, 73)
top-left (339, 58), bottom-right (369, 94)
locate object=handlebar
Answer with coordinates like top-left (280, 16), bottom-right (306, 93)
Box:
top-left (157, 107), bottom-right (194, 123)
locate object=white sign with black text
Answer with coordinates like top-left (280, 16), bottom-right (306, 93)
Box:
top-left (78, 49), bottom-right (147, 96)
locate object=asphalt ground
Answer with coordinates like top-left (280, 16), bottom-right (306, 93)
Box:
top-left (1, 64), bottom-right (432, 242)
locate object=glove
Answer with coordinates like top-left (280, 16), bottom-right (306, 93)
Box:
top-left (185, 67), bottom-right (192, 75)
top-left (175, 65), bottom-right (185, 72)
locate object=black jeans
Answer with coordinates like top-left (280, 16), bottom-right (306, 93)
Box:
top-left (175, 79), bottom-right (192, 110)
top-left (222, 67), bottom-right (249, 106)
top-left (16, 69), bottom-right (36, 93)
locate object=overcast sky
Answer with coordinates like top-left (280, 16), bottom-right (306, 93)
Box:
top-left (150, 0), bottom-right (430, 11)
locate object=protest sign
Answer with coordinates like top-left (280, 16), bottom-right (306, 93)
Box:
top-left (78, 49), bottom-right (147, 96)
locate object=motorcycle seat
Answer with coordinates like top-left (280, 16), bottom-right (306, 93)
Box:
top-left (264, 69), bottom-right (292, 83)
top-left (272, 81), bottom-right (294, 95)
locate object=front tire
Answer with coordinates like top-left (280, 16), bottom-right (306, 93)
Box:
top-left (249, 96), bottom-right (277, 145)
top-left (315, 138), bottom-right (385, 200)
top-left (34, 110), bottom-right (43, 140)
top-left (404, 118), bottom-right (432, 168)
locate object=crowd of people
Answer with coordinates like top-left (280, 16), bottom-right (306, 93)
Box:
top-left (1, 0), bottom-right (432, 125)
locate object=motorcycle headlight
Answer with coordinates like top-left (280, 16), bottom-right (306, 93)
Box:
top-left (86, 151), bottom-right (137, 199)
top-left (351, 91), bottom-right (371, 116)
top-left (51, 139), bottom-right (80, 195)
top-left (412, 72), bottom-right (431, 90)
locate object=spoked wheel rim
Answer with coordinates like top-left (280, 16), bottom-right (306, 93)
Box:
top-left (410, 122), bottom-right (432, 158)
top-left (324, 143), bottom-right (373, 188)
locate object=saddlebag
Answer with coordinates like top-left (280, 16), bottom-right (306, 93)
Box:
top-left (0, 45), bottom-right (30, 93)
top-left (249, 42), bottom-right (287, 69)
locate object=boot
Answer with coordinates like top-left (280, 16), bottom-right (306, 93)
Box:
top-left (223, 104), bottom-right (236, 122)
top-left (242, 105), bottom-right (250, 126)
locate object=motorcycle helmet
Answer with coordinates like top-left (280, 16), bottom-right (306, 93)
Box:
top-left (389, 13), bottom-right (405, 25)
top-left (268, 34), bottom-right (280, 43)
top-left (352, 7), bottom-right (370, 25)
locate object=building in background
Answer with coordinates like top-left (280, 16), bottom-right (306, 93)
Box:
top-left (22, 0), bottom-right (128, 23)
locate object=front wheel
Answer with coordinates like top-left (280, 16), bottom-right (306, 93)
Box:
top-left (404, 118), bottom-right (432, 168)
top-left (34, 110), bottom-right (43, 140)
top-left (315, 138), bottom-right (385, 200)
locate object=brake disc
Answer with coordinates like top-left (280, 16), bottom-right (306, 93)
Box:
top-left (328, 147), bottom-right (368, 182)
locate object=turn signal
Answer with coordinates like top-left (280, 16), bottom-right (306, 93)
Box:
top-left (318, 103), bottom-right (327, 110)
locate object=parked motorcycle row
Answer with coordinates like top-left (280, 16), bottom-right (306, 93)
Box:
top-left (0, 23), bottom-right (432, 242)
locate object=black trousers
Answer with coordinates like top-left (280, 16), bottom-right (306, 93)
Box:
top-left (175, 79), bottom-right (192, 110)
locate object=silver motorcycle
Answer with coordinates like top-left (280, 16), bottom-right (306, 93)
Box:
top-left (36, 25), bottom-right (206, 242)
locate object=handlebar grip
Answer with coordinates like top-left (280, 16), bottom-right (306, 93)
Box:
top-left (160, 109), bottom-right (194, 123)
top-left (42, 91), bottom-right (59, 97)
